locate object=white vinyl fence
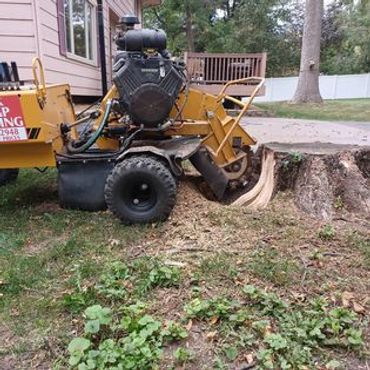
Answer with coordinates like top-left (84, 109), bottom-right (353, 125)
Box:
top-left (254, 73), bottom-right (370, 102)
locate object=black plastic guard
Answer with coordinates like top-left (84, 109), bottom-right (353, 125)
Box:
top-left (57, 152), bottom-right (116, 212)
top-left (190, 148), bottom-right (229, 200)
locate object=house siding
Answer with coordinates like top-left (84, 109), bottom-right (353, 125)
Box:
top-left (1, 0), bottom-right (140, 96)
top-left (0, 0), bottom-right (37, 79)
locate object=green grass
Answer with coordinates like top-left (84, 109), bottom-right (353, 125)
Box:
top-left (248, 247), bottom-right (299, 286)
top-left (0, 170), bottom-right (369, 369)
top-left (0, 169), bottom-right (147, 361)
top-left (256, 99), bottom-right (370, 122)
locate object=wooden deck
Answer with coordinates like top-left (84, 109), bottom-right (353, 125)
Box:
top-left (184, 52), bottom-right (267, 97)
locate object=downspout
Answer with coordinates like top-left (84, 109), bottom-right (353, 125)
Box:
top-left (97, 0), bottom-right (108, 96)
top-left (31, 0), bottom-right (42, 58)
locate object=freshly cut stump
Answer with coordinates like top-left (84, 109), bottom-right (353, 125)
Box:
top-left (234, 143), bottom-right (370, 221)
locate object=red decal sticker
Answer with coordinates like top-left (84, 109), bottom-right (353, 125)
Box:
top-left (0, 96), bottom-right (28, 142)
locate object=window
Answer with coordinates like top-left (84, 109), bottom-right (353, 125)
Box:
top-left (64, 0), bottom-right (95, 61)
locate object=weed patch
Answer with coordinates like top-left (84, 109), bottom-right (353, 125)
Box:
top-left (182, 285), bottom-right (367, 369)
top-left (62, 257), bottom-right (186, 369)
top-left (66, 302), bottom-right (188, 369)
top-left (174, 347), bottom-right (195, 364)
top-left (319, 224), bottom-right (336, 241)
top-left (96, 257), bottom-right (181, 300)
top-left (62, 257), bottom-right (181, 313)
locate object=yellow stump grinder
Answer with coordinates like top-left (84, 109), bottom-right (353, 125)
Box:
top-left (0, 16), bottom-right (266, 224)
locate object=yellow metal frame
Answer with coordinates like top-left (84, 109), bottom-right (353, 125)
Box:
top-left (216, 77), bottom-right (265, 157)
top-left (167, 77), bottom-right (264, 167)
top-left (0, 60), bottom-right (76, 169)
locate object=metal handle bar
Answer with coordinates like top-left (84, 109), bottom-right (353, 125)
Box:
top-left (214, 77), bottom-right (265, 156)
top-left (32, 57), bottom-right (47, 107)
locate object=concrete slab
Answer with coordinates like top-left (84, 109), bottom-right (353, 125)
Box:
top-left (242, 117), bottom-right (370, 153)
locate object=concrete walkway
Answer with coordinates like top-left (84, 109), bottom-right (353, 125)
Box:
top-left (242, 117), bottom-right (370, 153)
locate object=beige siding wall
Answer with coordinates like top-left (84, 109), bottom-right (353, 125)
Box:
top-left (1, 0), bottom-right (140, 96)
top-left (0, 0), bottom-right (37, 81)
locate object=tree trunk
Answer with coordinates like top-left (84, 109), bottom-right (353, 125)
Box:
top-left (292, 0), bottom-right (324, 104)
top-left (231, 144), bottom-right (370, 221)
top-left (266, 145), bottom-right (369, 220)
top-left (184, 0), bottom-right (195, 52)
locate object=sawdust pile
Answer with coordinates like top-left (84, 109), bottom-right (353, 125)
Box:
top-left (139, 179), bottom-right (264, 264)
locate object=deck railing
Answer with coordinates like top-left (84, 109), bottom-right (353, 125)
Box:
top-left (184, 52), bottom-right (267, 96)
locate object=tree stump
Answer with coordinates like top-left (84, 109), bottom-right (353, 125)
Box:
top-left (269, 143), bottom-right (370, 220)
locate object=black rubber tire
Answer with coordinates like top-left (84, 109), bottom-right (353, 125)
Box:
top-left (105, 156), bottom-right (177, 225)
top-left (0, 169), bottom-right (19, 187)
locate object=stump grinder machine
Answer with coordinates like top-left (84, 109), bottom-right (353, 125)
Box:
top-left (0, 16), bottom-right (265, 224)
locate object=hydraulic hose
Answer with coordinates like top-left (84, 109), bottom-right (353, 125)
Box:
top-left (67, 100), bottom-right (112, 154)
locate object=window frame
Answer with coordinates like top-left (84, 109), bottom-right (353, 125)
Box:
top-left (64, 0), bottom-right (98, 66)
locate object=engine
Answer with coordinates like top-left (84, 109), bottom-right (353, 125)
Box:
top-left (113, 16), bottom-right (185, 127)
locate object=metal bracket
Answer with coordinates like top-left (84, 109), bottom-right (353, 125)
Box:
top-left (117, 137), bottom-right (202, 177)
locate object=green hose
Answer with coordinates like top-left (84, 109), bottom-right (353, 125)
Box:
top-left (67, 100), bottom-right (113, 154)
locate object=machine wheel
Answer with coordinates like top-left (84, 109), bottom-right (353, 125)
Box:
top-left (0, 169), bottom-right (19, 187)
top-left (105, 156), bottom-right (177, 225)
